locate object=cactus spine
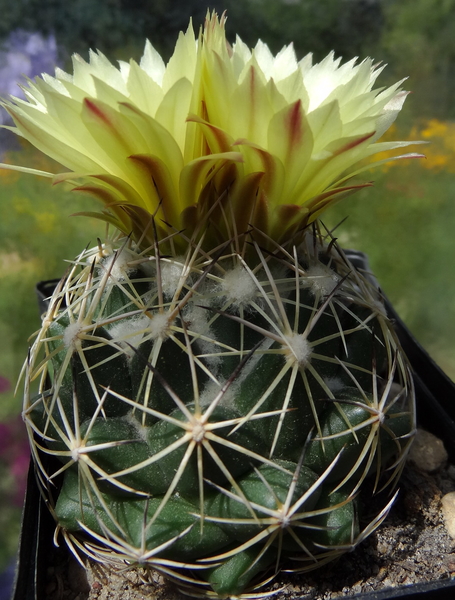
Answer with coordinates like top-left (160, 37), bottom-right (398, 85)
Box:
top-left (23, 224), bottom-right (415, 597)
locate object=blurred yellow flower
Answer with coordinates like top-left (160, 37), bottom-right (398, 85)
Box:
top-left (35, 212), bottom-right (57, 234)
top-left (1, 13), bottom-right (419, 250)
top-left (421, 119), bottom-right (449, 139)
top-left (419, 118), bottom-right (455, 172)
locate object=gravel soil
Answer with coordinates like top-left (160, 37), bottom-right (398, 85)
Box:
top-left (45, 448), bottom-right (455, 600)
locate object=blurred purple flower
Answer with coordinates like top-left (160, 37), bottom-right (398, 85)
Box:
top-left (0, 29), bottom-right (59, 125)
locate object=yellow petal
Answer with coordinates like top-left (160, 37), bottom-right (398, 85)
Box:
top-left (155, 78), bottom-right (193, 151)
top-left (179, 152), bottom-right (243, 210)
top-left (127, 154), bottom-right (180, 225)
top-left (124, 58), bottom-right (164, 116)
top-left (267, 100), bottom-right (314, 200)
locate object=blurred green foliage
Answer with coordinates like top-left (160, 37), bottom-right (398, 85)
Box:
top-left (0, 463), bottom-right (22, 568)
top-left (0, 0), bottom-right (381, 60)
top-left (379, 0), bottom-right (455, 119)
top-left (223, 0), bottom-right (383, 63)
top-left (0, 0), bottom-right (225, 60)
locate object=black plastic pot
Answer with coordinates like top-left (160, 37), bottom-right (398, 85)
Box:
top-left (11, 255), bottom-right (455, 600)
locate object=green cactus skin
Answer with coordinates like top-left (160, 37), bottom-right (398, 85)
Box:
top-left (23, 230), bottom-right (415, 598)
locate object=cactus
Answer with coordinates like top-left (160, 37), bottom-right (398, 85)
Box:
top-left (22, 226), bottom-right (415, 596)
top-left (7, 12), bottom-right (418, 599)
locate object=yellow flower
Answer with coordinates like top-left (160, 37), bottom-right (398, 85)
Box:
top-left (1, 13), bottom-right (419, 251)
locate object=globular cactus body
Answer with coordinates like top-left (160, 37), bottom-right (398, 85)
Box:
top-left (24, 230), bottom-right (415, 597)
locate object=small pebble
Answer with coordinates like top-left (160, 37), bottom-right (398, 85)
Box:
top-left (408, 429), bottom-right (448, 473)
top-left (441, 492), bottom-right (455, 539)
top-left (376, 541), bottom-right (389, 555)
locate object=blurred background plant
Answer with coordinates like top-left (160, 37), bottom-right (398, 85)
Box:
top-left (0, 0), bottom-right (454, 579)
